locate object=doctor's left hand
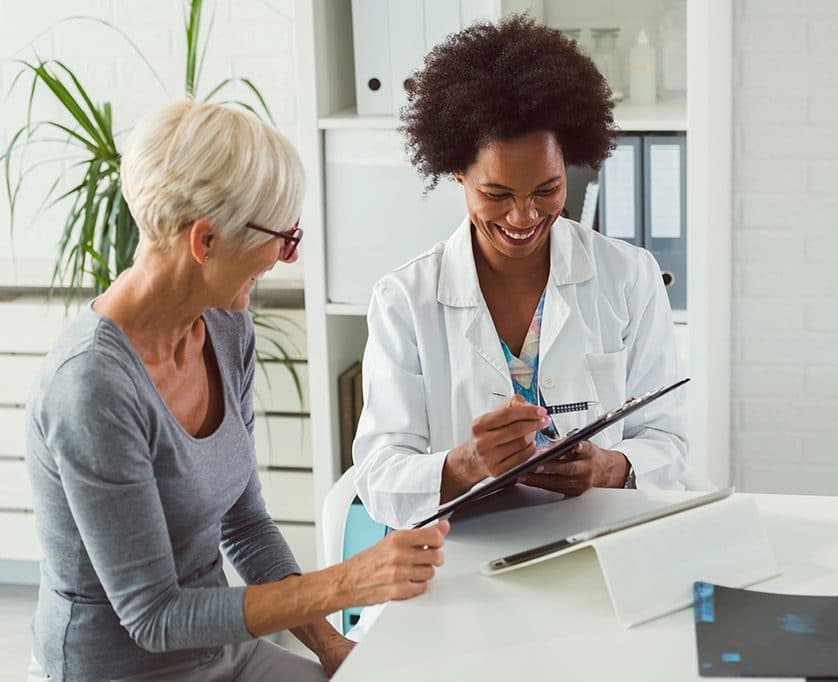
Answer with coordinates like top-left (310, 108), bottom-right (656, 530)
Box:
top-left (516, 440), bottom-right (631, 495)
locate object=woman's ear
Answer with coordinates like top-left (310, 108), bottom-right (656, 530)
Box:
top-left (188, 218), bottom-right (215, 265)
top-left (452, 172), bottom-right (464, 186)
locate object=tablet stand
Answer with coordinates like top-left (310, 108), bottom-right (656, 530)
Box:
top-left (486, 494), bottom-right (780, 628)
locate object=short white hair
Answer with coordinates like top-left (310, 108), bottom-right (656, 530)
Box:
top-left (121, 99), bottom-right (305, 252)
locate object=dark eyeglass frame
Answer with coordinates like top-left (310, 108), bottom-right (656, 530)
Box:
top-left (245, 218), bottom-right (303, 259)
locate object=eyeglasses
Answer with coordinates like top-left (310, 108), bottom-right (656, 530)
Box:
top-left (245, 218), bottom-right (303, 260)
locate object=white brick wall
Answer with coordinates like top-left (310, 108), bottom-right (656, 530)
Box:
top-left (0, 0), bottom-right (297, 285)
top-left (733, 0), bottom-right (838, 493)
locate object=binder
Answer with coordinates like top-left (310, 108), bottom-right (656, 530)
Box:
top-left (644, 133), bottom-right (687, 311)
top-left (337, 361), bottom-right (363, 474)
top-left (351, 0), bottom-right (394, 115)
top-left (388, 0), bottom-right (426, 115)
top-left (423, 0), bottom-right (461, 51)
top-left (598, 135), bottom-right (643, 246)
top-left (459, 0), bottom-right (496, 26)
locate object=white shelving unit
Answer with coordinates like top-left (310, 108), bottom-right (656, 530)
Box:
top-left (295, 0), bottom-right (732, 564)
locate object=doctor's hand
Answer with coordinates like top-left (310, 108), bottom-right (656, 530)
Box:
top-left (516, 440), bottom-right (631, 495)
top-left (441, 395), bottom-right (552, 502)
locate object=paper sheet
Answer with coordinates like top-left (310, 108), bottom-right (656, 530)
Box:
top-left (649, 144), bottom-right (682, 239)
top-left (603, 145), bottom-right (637, 239)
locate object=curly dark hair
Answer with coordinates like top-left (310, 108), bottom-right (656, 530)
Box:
top-left (401, 14), bottom-right (617, 189)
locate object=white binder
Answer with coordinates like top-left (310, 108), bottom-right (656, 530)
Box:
top-left (352, 0), bottom-right (394, 115)
top-left (424, 0), bottom-right (461, 51)
top-left (388, 0), bottom-right (426, 114)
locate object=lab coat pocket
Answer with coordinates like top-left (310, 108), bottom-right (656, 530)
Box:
top-left (585, 347), bottom-right (628, 447)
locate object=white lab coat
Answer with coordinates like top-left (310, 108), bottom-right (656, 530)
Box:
top-left (353, 217), bottom-right (687, 529)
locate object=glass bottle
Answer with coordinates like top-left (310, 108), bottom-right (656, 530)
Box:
top-left (658, 0), bottom-right (687, 100)
top-left (590, 27), bottom-right (624, 102)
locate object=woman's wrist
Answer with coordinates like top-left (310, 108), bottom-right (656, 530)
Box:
top-left (243, 566), bottom-right (354, 638)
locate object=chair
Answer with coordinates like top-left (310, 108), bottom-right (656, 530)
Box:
top-left (321, 465), bottom-right (388, 634)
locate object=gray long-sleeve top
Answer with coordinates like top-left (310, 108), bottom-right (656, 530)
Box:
top-left (26, 306), bottom-right (300, 681)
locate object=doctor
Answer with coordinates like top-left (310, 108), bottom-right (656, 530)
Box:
top-left (353, 15), bottom-right (687, 530)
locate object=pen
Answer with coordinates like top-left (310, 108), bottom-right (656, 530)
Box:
top-left (544, 401), bottom-right (599, 414)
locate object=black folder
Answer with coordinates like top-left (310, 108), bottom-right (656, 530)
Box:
top-left (694, 581), bottom-right (838, 678)
top-left (413, 377), bottom-right (690, 528)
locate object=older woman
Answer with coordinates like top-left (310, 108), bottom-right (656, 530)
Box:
top-left (353, 15), bottom-right (687, 529)
top-left (25, 100), bottom-right (448, 681)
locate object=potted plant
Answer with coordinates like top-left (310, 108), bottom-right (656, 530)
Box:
top-left (2, 0), bottom-right (303, 400)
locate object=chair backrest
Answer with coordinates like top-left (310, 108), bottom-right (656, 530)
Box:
top-left (322, 466), bottom-right (359, 569)
top-left (321, 465), bottom-right (388, 634)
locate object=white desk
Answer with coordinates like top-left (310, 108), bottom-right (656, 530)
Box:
top-left (334, 487), bottom-right (838, 682)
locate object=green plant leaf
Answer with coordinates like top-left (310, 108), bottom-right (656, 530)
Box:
top-left (184, 0), bottom-right (203, 96)
top-left (203, 77), bottom-right (276, 125)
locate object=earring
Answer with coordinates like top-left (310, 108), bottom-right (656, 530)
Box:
top-left (204, 255), bottom-right (209, 263)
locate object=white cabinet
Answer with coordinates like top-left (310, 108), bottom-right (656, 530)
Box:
top-left (0, 297), bottom-right (317, 579)
top-left (296, 0), bottom-right (731, 563)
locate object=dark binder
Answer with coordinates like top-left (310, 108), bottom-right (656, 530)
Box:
top-left (413, 377), bottom-right (690, 528)
top-left (644, 133), bottom-right (687, 311)
top-left (694, 581), bottom-right (838, 678)
top-left (598, 134), bottom-right (643, 247)
top-left (337, 362), bottom-right (363, 474)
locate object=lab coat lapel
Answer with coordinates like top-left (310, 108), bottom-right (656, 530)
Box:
top-left (539, 219), bottom-right (594, 363)
top-left (439, 218), bottom-right (509, 381)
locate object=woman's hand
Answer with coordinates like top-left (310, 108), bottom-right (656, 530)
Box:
top-left (442, 395), bottom-right (550, 501)
top-left (337, 521), bottom-right (450, 606)
top-left (243, 522), bottom-right (449, 639)
top-left (516, 440), bottom-right (630, 495)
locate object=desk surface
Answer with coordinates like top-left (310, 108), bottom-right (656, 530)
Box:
top-left (333, 487), bottom-right (838, 682)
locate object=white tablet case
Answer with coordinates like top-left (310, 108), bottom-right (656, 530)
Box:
top-left (482, 494), bottom-right (780, 628)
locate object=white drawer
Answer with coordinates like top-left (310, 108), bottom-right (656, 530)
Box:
top-left (252, 308), bottom-right (308, 361)
top-left (0, 458), bottom-right (31, 510)
top-left (254, 415), bottom-right (311, 468)
top-left (253, 362), bottom-right (309, 413)
top-left (0, 299), bottom-right (83, 354)
top-left (0, 511), bottom-right (42, 560)
top-left (260, 470), bottom-right (315, 523)
top-left (0, 355), bottom-right (43, 406)
top-left (0, 406), bottom-right (26, 456)
top-left (277, 523), bottom-right (317, 573)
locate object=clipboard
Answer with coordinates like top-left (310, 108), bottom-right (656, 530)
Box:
top-left (413, 377), bottom-right (690, 528)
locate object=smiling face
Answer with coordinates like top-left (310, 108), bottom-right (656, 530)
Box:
top-left (211, 229), bottom-right (299, 311)
top-left (454, 130), bottom-right (567, 267)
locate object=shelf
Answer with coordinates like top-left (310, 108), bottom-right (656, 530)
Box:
top-left (325, 302), bottom-right (368, 316)
top-left (319, 100), bottom-right (687, 133)
top-left (613, 100), bottom-right (687, 132)
top-left (319, 110), bottom-right (400, 130)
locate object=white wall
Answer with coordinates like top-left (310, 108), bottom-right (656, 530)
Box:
top-left (732, 0), bottom-right (838, 493)
top-left (0, 0), bottom-right (298, 286)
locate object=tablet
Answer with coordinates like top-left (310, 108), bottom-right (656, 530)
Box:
top-left (412, 377), bottom-right (690, 528)
top-left (482, 486), bottom-right (734, 574)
